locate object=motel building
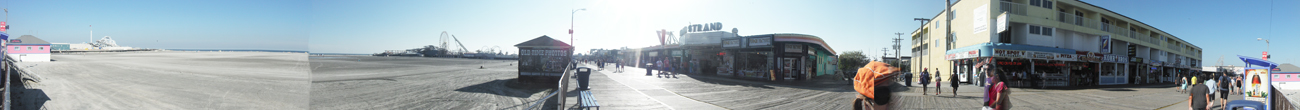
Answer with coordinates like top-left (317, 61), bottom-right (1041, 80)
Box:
top-left (7, 35), bottom-right (52, 62)
top-left (910, 0), bottom-right (1202, 87)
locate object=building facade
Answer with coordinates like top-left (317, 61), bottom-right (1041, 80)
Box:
top-left (718, 33), bottom-right (837, 81)
top-left (7, 35), bottom-right (52, 62)
top-left (910, 0), bottom-right (1202, 86)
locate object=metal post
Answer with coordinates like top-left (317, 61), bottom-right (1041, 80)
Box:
top-left (557, 64), bottom-right (570, 110)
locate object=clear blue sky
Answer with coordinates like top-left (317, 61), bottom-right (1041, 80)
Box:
top-left (8, 0), bottom-right (308, 51)
top-left (310, 0), bottom-right (1298, 67)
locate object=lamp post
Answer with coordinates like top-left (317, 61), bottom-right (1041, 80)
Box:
top-left (1258, 38), bottom-right (1270, 60)
top-left (570, 8), bottom-right (586, 47)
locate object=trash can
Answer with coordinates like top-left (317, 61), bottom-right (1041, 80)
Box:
top-left (645, 63), bottom-right (654, 76)
top-left (905, 72), bottom-right (913, 87)
top-left (576, 67), bottom-right (592, 90)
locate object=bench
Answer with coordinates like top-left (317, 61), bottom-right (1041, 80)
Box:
top-left (579, 91), bottom-right (600, 110)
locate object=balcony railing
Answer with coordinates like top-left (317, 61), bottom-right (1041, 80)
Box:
top-left (1001, 2), bottom-right (1029, 16)
top-left (1104, 24), bottom-right (1129, 38)
top-left (1058, 12), bottom-right (1100, 30)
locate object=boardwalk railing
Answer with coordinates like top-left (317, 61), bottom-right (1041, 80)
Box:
top-left (524, 61), bottom-right (576, 110)
top-left (3, 55), bottom-right (14, 110)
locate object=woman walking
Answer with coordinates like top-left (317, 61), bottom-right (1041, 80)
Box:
top-left (950, 72), bottom-right (960, 96)
top-left (920, 69), bottom-right (930, 95)
top-left (985, 74), bottom-right (1010, 110)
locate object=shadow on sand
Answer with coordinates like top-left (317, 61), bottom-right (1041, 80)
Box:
top-left (454, 79), bottom-right (550, 98)
top-left (10, 69), bottom-right (49, 110)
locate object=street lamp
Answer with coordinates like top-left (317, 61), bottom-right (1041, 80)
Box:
top-left (570, 8), bottom-right (586, 47)
top-left (1258, 38), bottom-right (1270, 60)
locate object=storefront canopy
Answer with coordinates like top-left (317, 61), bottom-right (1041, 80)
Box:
top-left (1238, 55), bottom-right (1277, 69)
top-left (945, 43), bottom-right (1076, 56)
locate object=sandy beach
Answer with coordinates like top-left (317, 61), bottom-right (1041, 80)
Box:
top-left (10, 51), bottom-right (309, 110)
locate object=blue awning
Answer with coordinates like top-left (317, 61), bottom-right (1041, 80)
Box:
top-left (944, 43), bottom-right (1075, 56)
top-left (1238, 55), bottom-right (1277, 69)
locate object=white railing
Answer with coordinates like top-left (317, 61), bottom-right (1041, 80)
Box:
top-left (1104, 24), bottom-right (1129, 38)
top-left (1058, 12), bottom-right (1100, 30)
top-left (1001, 2), bottom-right (1029, 16)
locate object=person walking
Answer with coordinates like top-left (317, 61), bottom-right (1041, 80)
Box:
top-left (1180, 77), bottom-right (1188, 93)
top-left (985, 75), bottom-right (1009, 110)
top-left (1204, 75), bottom-right (1217, 103)
top-left (1219, 74), bottom-right (1230, 106)
top-left (934, 69), bottom-right (942, 95)
top-left (1189, 78), bottom-right (1210, 110)
top-left (950, 72), bottom-right (959, 96)
top-left (920, 69), bottom-right (930, 95)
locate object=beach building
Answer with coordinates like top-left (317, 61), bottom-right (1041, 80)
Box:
top-left (51, 43), bottom-right (70, 50)
top-left (7, 35), bottom-right (51, 62)
top-left (718, 33), bottom-right (837, 81)
top-left (910, 0), bottom-right (1203, 87)
top-left (514, 35), bottom-right (573, 82)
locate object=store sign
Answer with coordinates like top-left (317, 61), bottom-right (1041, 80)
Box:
top-left (748, 37), bottom-right (771, 46)
top-left (997, 62), bottom-right (1024, 65)
top-left (722, 39), bottom-right (741, 47)
top-left (685, 22), bottom-right (724, 33)
top-left (521, 49), bottom-right (568, 56)
top-left (784, 44), bottom-right (803, 53)
top-left (945, 50), bottom-right (979, 60)
top-left (1034, 63), bottom-right (1067, 66)
top-left (1032, 52), bottom-right (1056, 59)
top-left (973, 4), bottom-right (989, 34)
top-left (1100, 35), bottom-right (1111, 53)
top-left (1056, 54), bottom-right (1076, 61)
top-left (993, 49), bottom-right (1026, 58)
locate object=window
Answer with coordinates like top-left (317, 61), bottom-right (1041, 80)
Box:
top-left (1042, 27), bottom-right (1054, 36)
top-left (1030, 0), bottom-right (1041, 7)
top-left (1042, 0), bottom-right (1053, 8)
top-left (39, 47), bottom-right (43, 50)
top-left (26, 47), bottom-right (31, 50)
top-left (1029, 25), bottom-right (1041, 34)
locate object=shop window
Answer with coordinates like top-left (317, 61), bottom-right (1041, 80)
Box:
top-left (1042, 0), bottom-right (1053, 9)
top-left (1029, 25), bottom-right (1041, 35)
top-left (1042, 27), bottom-right (1054, 36)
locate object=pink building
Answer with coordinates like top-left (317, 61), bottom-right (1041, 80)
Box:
top-left (6, 35), bottom-right (50, 62)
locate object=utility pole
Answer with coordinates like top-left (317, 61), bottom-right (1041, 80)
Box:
top-left (882, 47), bottom-right (889, 63)
top-left (894, 32), bottom-right (904, 66)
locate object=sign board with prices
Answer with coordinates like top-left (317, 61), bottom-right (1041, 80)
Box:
top-left (945, 50), bottom-right (979, 60)
top-left (722, 39), bottom-right (741, 47)
top-left (784, 44), bottom-right (803, 53)
top-left (748, 37), bottom-right (771, 47)
top-left (1032, 52), bottom-right (1056, 59)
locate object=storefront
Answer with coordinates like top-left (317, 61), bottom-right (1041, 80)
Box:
top-left (718, 34), bottom-right (836, 81)
top-left (946, 43), bottom-right (1103, 87)
top-left (513, 35), bottom-right (574, 82)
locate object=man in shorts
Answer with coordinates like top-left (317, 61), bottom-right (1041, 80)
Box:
top-left (1189, 79), bottom-right (1210, 110)
top-left (1219, 74), bottom-right (1230, 107)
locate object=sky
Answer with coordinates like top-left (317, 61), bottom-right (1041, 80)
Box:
top-left (6, 0), bottom-right (308, 51)
top-left (310, 0), bottom-right (1299, 67)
